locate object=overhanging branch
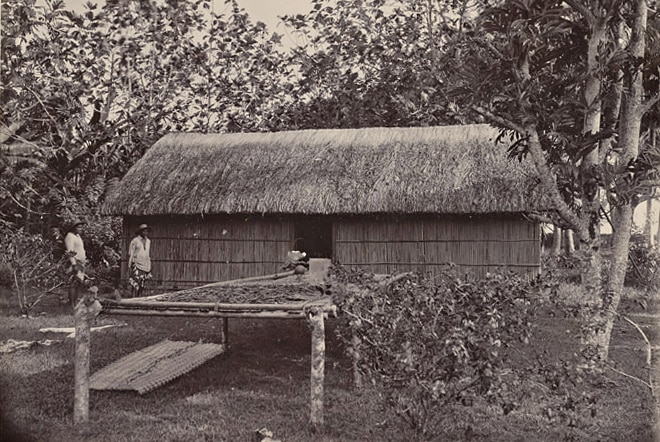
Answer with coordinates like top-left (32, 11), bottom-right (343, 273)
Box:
top-left (472, 107), bottom-right (525, 133)
top-left (525, 126), bottom-right (590, 242)
top-left (469, 108), bottom-right (591, 240)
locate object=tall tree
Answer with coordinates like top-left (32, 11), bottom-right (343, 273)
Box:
top-left (195, 0), bottom-right (292, 132)
top-left (448, 0), bottom-right (658, 359)
top-left (1, 0), bottom-right (291, 231)
top-left (1, 0), bottom-right (210, 228)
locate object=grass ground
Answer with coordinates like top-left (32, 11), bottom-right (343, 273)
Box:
top-left (0, 288), bottom-right (656, 442)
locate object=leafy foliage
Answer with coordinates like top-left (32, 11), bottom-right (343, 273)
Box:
top-left (444, 0), bottom-right (659, 255)
top-left (278, 0), bottom-right (487, 129)
top-left (626, 232), bottom-right (660, 291)
top-left (1, 0), bottom-right (291, 233)
top-left (331, 266), bottom-right (535, 438)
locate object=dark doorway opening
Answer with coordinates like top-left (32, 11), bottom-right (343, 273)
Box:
top-left (294, 216), bottom-right (333, 258)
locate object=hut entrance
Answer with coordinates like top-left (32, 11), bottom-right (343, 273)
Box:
top-left (294, 217), bottom-right (333, 258)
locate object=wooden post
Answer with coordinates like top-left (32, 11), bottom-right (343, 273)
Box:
top-left (308, 307), bottom-right (325, 429)
top-left (221, 318), bottom-right (229, 347)
top-left (73, 300), bottom-right (90, 425)
top-left (73, 295), bottom-right (102, 426)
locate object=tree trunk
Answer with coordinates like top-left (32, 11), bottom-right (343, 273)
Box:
top-left (564, 229), bottom-right (575, 255)
top-left (596, 205), bottom-right (632, 361)
top-left (657, 204), bottom-right (660, 245)
top-left (578, 10), bottom-right (607, 297)
top-left (551, 225), bottom-right (562, 256)
top-left (645, 198), bottom-right (655, 246)
top-left (610, 0), bottom-right (646, 294)
top-left (580, 242), bottom-right (603, 293)
top-left (592, 0), bottom-right (647, 361)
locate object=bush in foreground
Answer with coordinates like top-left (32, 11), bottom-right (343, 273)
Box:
top-left (331, 266), bottom-right (536, 439)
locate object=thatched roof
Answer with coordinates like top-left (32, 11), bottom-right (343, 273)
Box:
top-left (102, 124), bottom-right (548, 216)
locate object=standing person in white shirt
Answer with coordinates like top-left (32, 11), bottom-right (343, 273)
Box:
top-left (128, 224), bottom-right (152, 297)
top-left (64, 219), bottom-right (87, 307)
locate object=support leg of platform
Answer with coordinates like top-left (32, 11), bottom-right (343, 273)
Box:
top-left (308, 307), bottom-right (325, 429)
top-left (73, 293), bottom-right (102, 425)
top-left (221, 318), bottom-right (229, 347)
top-left (73, 299), bottom-right (90, 425)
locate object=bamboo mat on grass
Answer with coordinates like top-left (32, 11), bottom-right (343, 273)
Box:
top-left (89, 340), bottom-right (224, 394)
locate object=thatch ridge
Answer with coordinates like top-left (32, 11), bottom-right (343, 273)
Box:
top-left (102, 125), bottom-right (547, 216)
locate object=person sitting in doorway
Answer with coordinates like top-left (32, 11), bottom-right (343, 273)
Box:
top-left (127, 224), bottom-right (152, 297)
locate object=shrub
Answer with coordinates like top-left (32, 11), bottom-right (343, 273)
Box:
top-left (0, 261), bottom-right (13, 289)
top-left (0, 229), bottom-right (68, 313)
top-left (626, 233), bottom-right (660, 291)
top-left (93, 246), bottom-right (122, 290)
top-left (541, 253), bottom-right (583, 284)
top-left (331, 266), bottom-right (535, 438)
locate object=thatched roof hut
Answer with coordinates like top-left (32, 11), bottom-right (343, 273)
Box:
top-left (104, 125), bottom-right (547, 290)
top-left (103, 124), bottom-right (544, 216)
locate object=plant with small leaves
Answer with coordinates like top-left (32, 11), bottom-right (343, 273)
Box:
top-left (332, 265), bottom-right (535, 439)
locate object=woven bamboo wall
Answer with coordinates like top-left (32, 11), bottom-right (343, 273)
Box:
top-left (334, 215), bottom-right (541, 278)
top-left (121, 215), bottom-right (293, 290)
top-left (119, 213), bottom-right (540, 291)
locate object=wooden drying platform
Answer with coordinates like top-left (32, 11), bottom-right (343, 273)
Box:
top-left (99, 278), bottom-right (337, 320)
top-left (73, 271), bottom-right (338, 429)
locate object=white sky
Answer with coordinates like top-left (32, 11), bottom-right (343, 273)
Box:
top-left (226, 0), bottom-right (313, 47)
top-left (63, 0), bottom-right (312, 47)
top-left (236, 0), bottom-right (311, 31)
top-left (64, 0), bottom-right (311, 31)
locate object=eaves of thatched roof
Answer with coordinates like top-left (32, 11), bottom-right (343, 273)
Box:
top-left (102, 124), bottom-right (548, 216)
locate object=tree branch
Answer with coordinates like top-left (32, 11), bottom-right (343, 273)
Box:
top-left (469, 108), bottom-right (590, 240)
top-left (6, 193), bottom-right (48, 216)
top-left (471, 106), bottom-right (525, 133)
top-left (0, 122), bottom-right (24, 144)
top-left (563, 0), bottom-right (595, 24)
top-left (4, 133), bottom-right (43, 154)
top-left (524, 126), bottom-right (590, 242)
top-left (25, 86), bottom-right (59, 127)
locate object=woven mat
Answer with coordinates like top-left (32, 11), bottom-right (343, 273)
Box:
top-left (90, 340), bottom-right (224, 394)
